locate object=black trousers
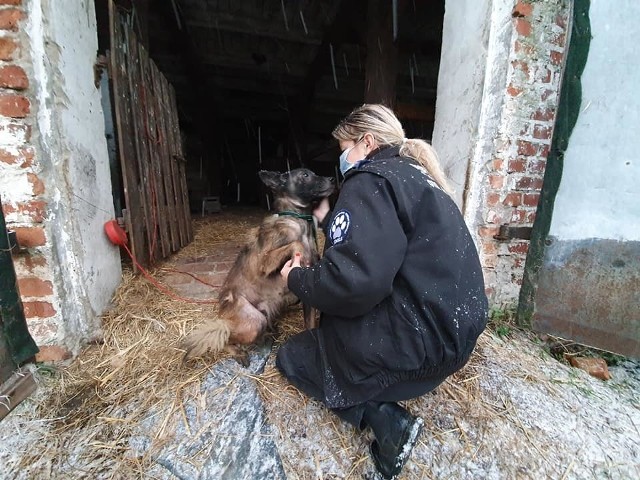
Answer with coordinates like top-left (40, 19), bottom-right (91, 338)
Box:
top-left (276, 329), bottom-right (448, 429)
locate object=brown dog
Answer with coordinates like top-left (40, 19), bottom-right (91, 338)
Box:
top-left (182, 168), bottom-right (335, 364)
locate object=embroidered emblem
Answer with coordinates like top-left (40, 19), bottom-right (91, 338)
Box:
top-left (330, 210), bottom-right (351, 245)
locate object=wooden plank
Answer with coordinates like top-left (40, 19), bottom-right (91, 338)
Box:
top-left (139, 47), bottom-right (171, 258)
top-left (109, 2), bottom-right (149, 268)
top-left (0, 370), bottom-right (37, 422)
top-left (125, 28), bottom-right (156, 264)
top-left (151, 63), bottom-right (180, 251)
top-left (169, 85), bottom-right (193, 243)
top-left (162, 76), bottom-right (187, 247)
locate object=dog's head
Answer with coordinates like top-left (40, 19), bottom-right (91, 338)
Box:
top-left (259, 168), bottom-right (335, 210)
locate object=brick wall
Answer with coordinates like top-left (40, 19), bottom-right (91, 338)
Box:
top-left (0, 0), bottom-right (68, 362)
top-left (478, 0), bottom-right (570, 304)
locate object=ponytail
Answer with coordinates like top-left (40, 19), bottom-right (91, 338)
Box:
top-left (400, 139), bottom-right (452, 195)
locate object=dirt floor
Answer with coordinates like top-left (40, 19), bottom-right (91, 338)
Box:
top-left (1, 209), bottom-right (639, 479)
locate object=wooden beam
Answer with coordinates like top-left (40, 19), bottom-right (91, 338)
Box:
top-left (364, 0), bottom-right (398, 108)
top-left (0, 370), bottom-right (37, 422)
top-left (395, 102), bottom-right (435, 122)
top-left (185, 15), bottom-right (323, 46)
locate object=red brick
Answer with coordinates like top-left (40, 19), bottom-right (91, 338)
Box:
top-left (18, 277), bottom-right (53, 297)
top-left (523, 193), bottom-right (540, 207)
top-left (533, 125), bottom-right (552, 140)
top-left (16, 200), bottom-right (46, 222)
top-left (482, 241), bottom-right (498, 255)
top-left (556, 13), bottom-right (567, 29)
top-left (0, 37), bottom-right (17, 61)
top-left (2, 202), bottom-right (15, 216)
top-left (517, 140), bottom-right (538, 156)
top-left (14, 254), bottom-right (47, 272)
top-left (533, 108), bottom-right (554, 121)
top-left (514, 18), bottom-right (532, 36)
top-left (492, 158), bottom-right (504, 171)
top-left (35, 345), bottom-right (72, 363)
top-left (511, 60), bottom-right (530, 78)
top-left (526, 212), bottom-right (537, 223)
top-left (541, 89), bottom-right (555, 101)
top-left (0, 0), bottom-right (23, 5)
top-left (512, 1), bottom-right (533, 17)
top-left (486, 192), bottom-right (500, 207)
top-left (0, 147), bottom-right (18, 164)
top-left (23, 301), bottom-right (56, 318)
top-left (0, 9), bottom-right (23, 31)
top-left (508, 159), bottom-right (526, 173)
top-left (482, 254), bottom-right (498, 269)
top-left (0, 146), bottom-right (36, 168)
top-left (0, 94), bottom-right (30, 117)
top-left (510, 209), bottom-right (527, 222)
top-left (540, 68), bottom-right (552, 83)
top-left (529, 159), bottom-right (546, 173)
top-left (550, 50), bottom-right (563, 66)
top-left (0, 65), bottom-right (28, 90)
top-left (486, 210), bottom-right (503, 224)
top-left (478, 226), bottom-right (500, 238)
top-left (538, 144), bottom-right (550, 157)
top-left (27, 172), bottom-right (45, 195)
top-left (507, 84), bottom-right (522, 97)
top-left (514, 40), bottom-right (534, 55)
top-left (14, 226), bottom-right (46, 247)
top-left (0, 122), bottom-right (30, 142)
top-left (489, 174), bottom-right (504, 189)
top-left (516, 176), bottom-right (544, 190)
top-left (552, 33), bottom-right (566, 47)
top-left (508, 242), bottom-right (530, 254)
top-left (503, 193), bottom-right (522, 207)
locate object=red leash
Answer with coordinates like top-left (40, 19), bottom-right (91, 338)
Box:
top-left (104, 220), bottom-right (218, 305)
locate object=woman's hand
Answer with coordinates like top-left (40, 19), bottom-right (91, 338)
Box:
top-left (313, 197), bottom-right (331, 224)
top-left (280, 252), bottom-right (302, 283)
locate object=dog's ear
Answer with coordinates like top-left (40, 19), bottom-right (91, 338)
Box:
top-left (258, 170), bottom-right (285, 191)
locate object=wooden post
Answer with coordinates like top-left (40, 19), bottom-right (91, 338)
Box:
top-left (364, 0), bottom-right (398, 108)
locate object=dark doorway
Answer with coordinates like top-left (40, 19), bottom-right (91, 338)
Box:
top-left (96, 0), bottom-right (445, 211)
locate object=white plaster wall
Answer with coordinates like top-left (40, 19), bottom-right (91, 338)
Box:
top-left (27, 0), bottom-right (121, 350)
top-left (550, 0), bottom-right (640, 241)
top-left (432, 0), bottom-right (493, 209)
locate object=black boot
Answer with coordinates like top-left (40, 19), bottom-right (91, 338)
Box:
top-left (363, 402), bottom-right (424, 479)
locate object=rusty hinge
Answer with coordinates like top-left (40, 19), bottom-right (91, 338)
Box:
top-left (493, 224), bottom-right (532, 241)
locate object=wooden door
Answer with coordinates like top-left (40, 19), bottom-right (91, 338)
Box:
top-left (108, 0), bottom-right (193, 268)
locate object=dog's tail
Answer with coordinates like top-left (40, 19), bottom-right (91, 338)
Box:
top-left (182, 319), bottom-right (231, 360)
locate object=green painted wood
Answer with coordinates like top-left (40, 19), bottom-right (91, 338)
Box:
top-left (0, 199), bottom-right (38, 366)
top-left (518, 0), bottom-right (592, 327)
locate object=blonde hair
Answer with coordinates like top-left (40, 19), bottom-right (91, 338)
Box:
top-left (332, 104), bottom-right (452, 195)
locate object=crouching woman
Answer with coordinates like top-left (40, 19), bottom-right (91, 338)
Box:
top-left (279, 104), bottom-right (488, 479)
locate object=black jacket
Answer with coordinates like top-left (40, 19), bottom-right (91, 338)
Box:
top-left (288, 146), bottom-right (488, 408)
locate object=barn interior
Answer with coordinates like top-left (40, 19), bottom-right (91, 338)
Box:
top-left (95, 0), bottom-right (445, 214)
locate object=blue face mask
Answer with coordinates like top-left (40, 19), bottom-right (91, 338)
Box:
top-left (339, 138), bottom-right (364, 176)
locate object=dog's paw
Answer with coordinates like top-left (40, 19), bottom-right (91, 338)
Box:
top-left (227, 344), bottom-right (252, 367)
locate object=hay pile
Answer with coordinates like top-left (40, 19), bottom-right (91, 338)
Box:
top-left (2, 211), bottom-right (267, 477)
top-left (1, 208), bottom-right (639, 479)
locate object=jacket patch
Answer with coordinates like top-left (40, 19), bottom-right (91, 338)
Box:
top-left (329, 210), bottom-right (351, 245)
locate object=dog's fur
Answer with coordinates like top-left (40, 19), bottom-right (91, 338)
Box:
top-left (182, 168), bottom-right (335, 364)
